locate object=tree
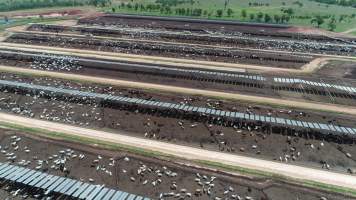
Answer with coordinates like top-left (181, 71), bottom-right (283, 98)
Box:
top-left (327, 17), bottom-right (336, 31)
top-left (227, 8), bottom-right (233, 17)
top-left (216, 9), bottom-right (223, 17)
top-left (181, 8), bottom-right (186, 15)
top-left (140, 4), bottom-right (146, 11)
top-left (186, 8), bottom-right (191, 15)
top-left (241, 9), bottom-right (247, 18)
top-left (257, 12), bottom-right (263, 22)
top-left (111, 7), bottom-right (116, 12)
top-left (90, 0), bottom-right (111, 7)
top-left (126, 3), bottom-right (132, 9)
top-left (283, 8), bottom-right (294, 16)
top-left (166, 7), bottom-right (172, 14)
top-left (311, 15), bottom-right (324, 28)
top-left (224, 0), bottom-right (228, 9)
top-left (192, 8), bottom-right (202, 16)
top-left (274, 14), bottom-right (281, 23)
top-left (281, 15), bottom-right (290, 23)
top-left (264, 14), bottom-right (272, 23)
top-left (249, 13), bottom-right (255, 21)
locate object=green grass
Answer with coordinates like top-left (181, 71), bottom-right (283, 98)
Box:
top-left (350, 31), bottom-right (356, 35)
top-left (104, 0), bottom-right (356, 33)
top-left (1, 0), bottom-right (355, 33)
top-left (0, 16), bottom-right (75, 32)
top-left (1, 120), bottom-right (356, 197)
top-left (0, 5), bottom-right (92, 14)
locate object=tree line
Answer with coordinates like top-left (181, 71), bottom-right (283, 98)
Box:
top-left (0, 0), bottom-right (111, 12)
top-left (310, 0), bottom-right (356, 7)
top-left (115, 3), bottom-right (294, 24)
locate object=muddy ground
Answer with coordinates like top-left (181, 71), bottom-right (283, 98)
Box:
top-left (0, 73), bottom-right (355, 175)
top-left (1, 50), bottom-right (356, 107)
top-left (5, 33), bottom-right (311, 69)
top-left (1, 72), bottom-right (355, 126)
top-left (316, 60), bottom-right (356, 80)
top-left (78, 14), bottom-right (292, 36)
top-left (26, 23), bottom-right (356, 57)
top-left (0, 131), bottom-right (354, 200)
top-left (78, 14), bottom-right (356, 44)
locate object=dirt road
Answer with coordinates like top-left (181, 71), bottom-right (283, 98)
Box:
top-left (0, 112), bottom-right (355, 190)
top-left (343, 27), bottom-right (356, 34)
top-left (0, 65), bottom-right (356, 115)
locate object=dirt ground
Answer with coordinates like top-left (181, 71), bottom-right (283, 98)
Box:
top-left (1, 50), bottom-right (356, 108)
top-left (26, 23), bottom-right (356, 57)
top-left (0, 73), bottom-right (355, 176)
top-left (316, 60), bottom-right (356, 80)
top-left (0, 42), bottom-right (326, 74)
top-left (1, 13), bottom-right (356, 200)
top-left (78, 14), bottom-right (356, 43)
top-left (0, 130), bottom-right (354, 200)
top-left (5, 32), bottom-right (312, 69)
top-left (1, 72), bottom-right (356, 126)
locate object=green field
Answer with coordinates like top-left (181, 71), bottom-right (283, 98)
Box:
top-left (104, 0), bottom-right (356, 33)
top-left (0, 0), bottom-right (355, 33)
top-left (0, 17), bottom-right (70, 33)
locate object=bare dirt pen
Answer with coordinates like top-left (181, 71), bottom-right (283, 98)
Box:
top-left (77, 14), bottom-right (355, 43)
top-left (316, 60), bottom-right (356, 80)
top-left (5, 32), bottom-right (311, 69)
top-left (0, 129), bottom-right (353, 200)
top-left (26, 23), bottom-right (356, 58)
top-left (1, 14), bottom-right (356, 199)
top-left (76, 14), bottom-right (356, 56)
top-left (0, 73), bottom-right (355, 177)
top-left (0, 49), bottom-right (355, 108)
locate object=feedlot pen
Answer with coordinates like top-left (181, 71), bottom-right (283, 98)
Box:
top-left (0, 49), bottom-right (356, 107)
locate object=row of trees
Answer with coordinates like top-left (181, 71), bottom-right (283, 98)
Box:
top-left (241, 10), bottom-right (291, 23)
top-left (310, 15), bottom-right (337, 30)
top-left (116, 3), bottom-right (292, 24)
top-left (115, 1), bottom-right (356, 31)
top-left (155, 0), bottom-right (194, 7)
top-left (307, 13), bottom-right (355, 31)
top-left (310, 0), bottom-right (356, 7)
top-left (0, 0), bottom-right (111, 12)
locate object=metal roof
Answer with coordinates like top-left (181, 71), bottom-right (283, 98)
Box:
top-left (0, 79), bottom-right (354, 137)
top-left (0, 162), bottom-right (148, 200)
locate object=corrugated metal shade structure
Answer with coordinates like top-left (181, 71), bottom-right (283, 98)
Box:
top-left (0, 162), bottom-right (149, 200)
top-left (0, 49), bottom-right (264, 82)
top-left (0, 79), bottom-right (354, 137)
top-left (274, 77), bottom-right (356, 94)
